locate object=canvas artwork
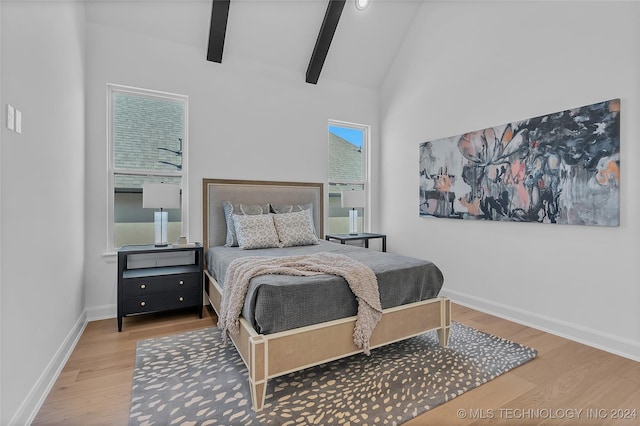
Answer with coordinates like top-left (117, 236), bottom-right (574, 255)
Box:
top-left (419, 99), bottom-right (620, 226)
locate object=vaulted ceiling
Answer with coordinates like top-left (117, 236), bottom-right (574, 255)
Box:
top-left (86, 0), bottom-right (422, 89)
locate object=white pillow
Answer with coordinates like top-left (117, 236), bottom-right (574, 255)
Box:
top-left (232, 213), bottom-right (280, 249)
top-left (222, 201), bottom-right (270, 247)
top-left (272, 209), bottom-right (319, 247)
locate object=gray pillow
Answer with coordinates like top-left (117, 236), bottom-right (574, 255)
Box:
top-left (223, 201), bottom-right (270, 247)
top-left (271, 203), bottom-right (313, 214)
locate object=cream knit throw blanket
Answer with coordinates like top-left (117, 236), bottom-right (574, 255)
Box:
top-left (218, 252), bottom-right (383, 354)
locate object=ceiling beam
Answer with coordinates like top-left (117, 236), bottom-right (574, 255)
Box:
top-left (306, 0), bottom-right (346, 84)
top-left (207, 0), bottom-right (231, 63)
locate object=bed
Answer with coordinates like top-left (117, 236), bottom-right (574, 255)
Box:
top-left (202, 178), bottom-right (450, 411)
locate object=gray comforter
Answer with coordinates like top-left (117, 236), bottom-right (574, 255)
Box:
top-left (207, 240), bottom-right (443, 334)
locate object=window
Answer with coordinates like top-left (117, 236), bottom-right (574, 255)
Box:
top-left (328, 120), bottom-right (369, 234)
top-left (108, 84), bottom-right (188, 250)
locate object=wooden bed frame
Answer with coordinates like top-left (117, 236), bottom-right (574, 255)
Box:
top-left (202, 178), bottom-right (450, 411)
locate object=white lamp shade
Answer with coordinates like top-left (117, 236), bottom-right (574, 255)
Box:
top-left (341, 190), bottom-right (365, 208)
top-left (142, 183), bottom-right (181, 209)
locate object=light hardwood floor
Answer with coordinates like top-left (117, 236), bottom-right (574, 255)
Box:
top-left (33, 303), bottom-right (640, 425)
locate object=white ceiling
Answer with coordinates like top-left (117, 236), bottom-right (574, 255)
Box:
top-left (86, 0), bottom-right (423, 88)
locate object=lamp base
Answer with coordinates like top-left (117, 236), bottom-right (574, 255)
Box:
top-left (154, 211), bottom-right (169, 247)
top-left (348, 209), bottom-right (358, 235)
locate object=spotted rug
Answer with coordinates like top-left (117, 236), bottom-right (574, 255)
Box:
top-left (129, 322), bottom-right (537, 425)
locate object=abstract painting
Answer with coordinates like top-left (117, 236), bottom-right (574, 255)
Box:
top-left (419, 99), bottom-right (620, 226)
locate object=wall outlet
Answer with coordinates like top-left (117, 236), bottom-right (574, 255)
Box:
top-left (7, 104), bottom-right (14, 131)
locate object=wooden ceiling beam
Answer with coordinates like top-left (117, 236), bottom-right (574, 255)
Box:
top-left (207, 0), bottom-right (231, 63)
top-left (306, 0), bottom-right (346, 84)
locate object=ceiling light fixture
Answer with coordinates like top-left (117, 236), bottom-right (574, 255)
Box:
top-left (355, 0), bottom-right (370, 11)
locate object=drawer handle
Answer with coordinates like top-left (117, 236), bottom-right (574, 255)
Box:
top-left (140, 301), bottom-right (146, 307)
top-left (140, 284), bottom-right (146, 289)
top-left (179, 296), bottom-right (184, 302)
top-left (179, 280), bottom-right (184, 285)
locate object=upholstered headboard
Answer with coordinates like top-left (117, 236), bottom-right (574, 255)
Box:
top-left (202, 179), bottom-right (324, 250)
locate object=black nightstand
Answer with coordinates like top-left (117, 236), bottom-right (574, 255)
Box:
top-left (325, 233), bottom-right (387, 252)
top-left (117, 243), bottom-right (204, 331)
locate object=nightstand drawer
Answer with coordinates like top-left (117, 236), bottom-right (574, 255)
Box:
top-left (122, 273), bottom-right (200, 297)
top-left (123, 290), bottom-right (200, 315)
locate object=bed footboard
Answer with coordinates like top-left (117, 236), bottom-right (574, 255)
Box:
top-left (205, 271), bottom-right (450, 412)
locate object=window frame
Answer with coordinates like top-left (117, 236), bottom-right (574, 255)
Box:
top-left (327, 119), bottom-right (370, 233)
top-left (107, 84), bottom-right (189, 252)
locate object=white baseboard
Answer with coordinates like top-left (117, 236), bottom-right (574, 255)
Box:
top-left (86, 304), bottom-right (116, 322)
top-left (442, 289), bottom-right (640, 362)
top-left (12, 311), bottom-right (88, 426)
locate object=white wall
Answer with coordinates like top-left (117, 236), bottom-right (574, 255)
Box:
top-left (0, 1), bottom-right (86, 424)
top-left (83, 13), bottom-right (380, 318)
top-left (380, 1), bottom-right (640, 360)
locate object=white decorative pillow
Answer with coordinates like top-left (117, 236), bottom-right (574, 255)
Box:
top-left (232, 213), bottom-right (280, 250)
top-left (223, 201), bottom-right (270, 247)
top-left (272, 209), bottom-right (319, 247)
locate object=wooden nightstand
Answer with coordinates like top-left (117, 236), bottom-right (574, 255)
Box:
top-left (325, 233), bottom-right (387, 252)
top-left (117, 243), bottom-right (204, 331)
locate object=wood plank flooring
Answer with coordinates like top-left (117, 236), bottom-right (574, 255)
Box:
top-left (32, 304), bottom-right (640, 425)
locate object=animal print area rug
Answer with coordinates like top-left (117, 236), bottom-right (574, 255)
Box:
top-left (129, 322), bottom-right (537, 425)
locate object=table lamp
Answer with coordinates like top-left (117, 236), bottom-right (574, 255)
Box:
top-left (341, 190), bottom-right (365, 235)
top-left (143, 183), bottom-right (181, 247)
